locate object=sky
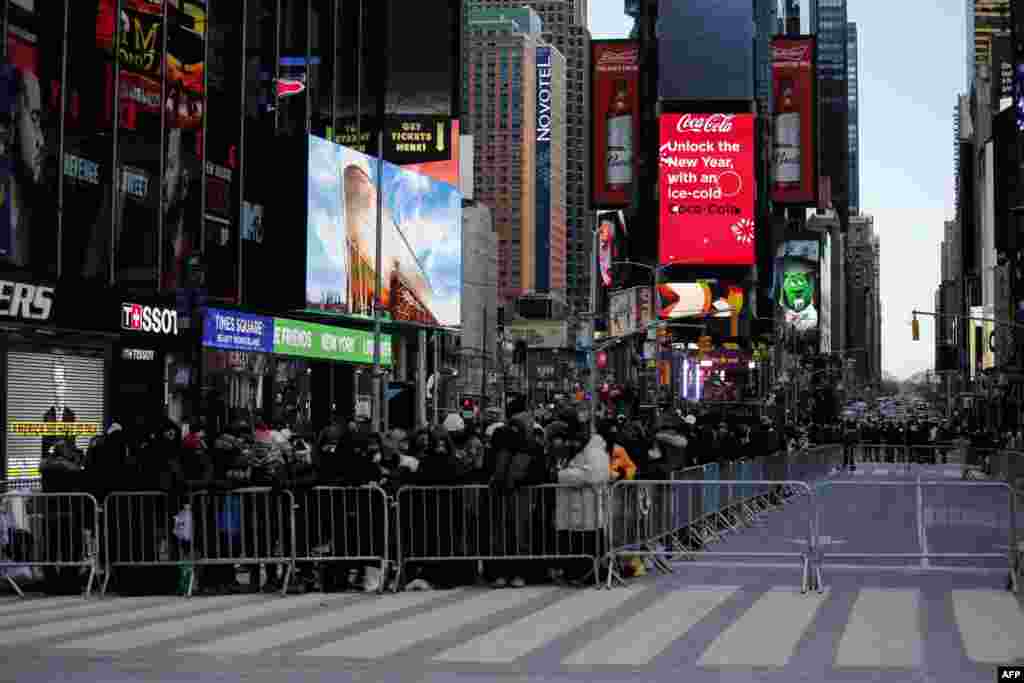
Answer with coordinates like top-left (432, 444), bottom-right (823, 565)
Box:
top-left (588, 1), bottom-right (965, 380)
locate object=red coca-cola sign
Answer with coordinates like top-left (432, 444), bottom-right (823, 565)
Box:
top-left (658, 113), bottom-right (756, 266)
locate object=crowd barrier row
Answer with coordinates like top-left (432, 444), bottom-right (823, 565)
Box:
top-left (1, 443), bottom-right (1020, 598)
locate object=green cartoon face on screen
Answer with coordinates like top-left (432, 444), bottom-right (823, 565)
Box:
top-left (782, 270), bottom-right (814, 313)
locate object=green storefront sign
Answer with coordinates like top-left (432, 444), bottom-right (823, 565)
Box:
top-left (272, 318), bottom-right (392, 366)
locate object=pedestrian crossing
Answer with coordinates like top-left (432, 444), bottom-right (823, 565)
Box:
top-left (0, 583), bottom-right (1021, 670)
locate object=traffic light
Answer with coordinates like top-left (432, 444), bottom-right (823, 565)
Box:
top-left (911, 318), bottom-right (920, 341)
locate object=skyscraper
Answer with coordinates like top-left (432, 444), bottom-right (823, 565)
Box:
top-left (464, 9), bottom-right (567, 305)
top-left (811, 0), bottom-right (849, 212)
top-left (847, 22), bottom-right (860, 212)
top-left (966, 0), bottom-right (1011, 91)
top-left (466, 0), bottom-right (591, 316)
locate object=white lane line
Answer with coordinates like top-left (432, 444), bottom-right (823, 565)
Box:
top-left (874, 469), bottom-right (890, 476)
top-left (299, 588), bottom-right (555, 659)
top-left (953, 589), bottom-right (1024, 664)
top-left (435, 586), bottom-right (643, 663)
top-left (563, 586), bottom-right (739, 666)
top-left (835, 589), bottom-right (923, 668)
top-left (917, 474), bottom-right (930, 568)
top-left (0, 596), bottom-right (91, 616)
top-left (0, 597), bottom-right (167, 628)
top-left (0, 595), bottom-right (255, 646)
top-left (698, 588), bottom-right (829, 667)
top-left (58, 594), bottom-right (328, 651)
top-left (942, 470), bottom-right (961, 478)
top-left (180, 592), bottom-right (442, 655)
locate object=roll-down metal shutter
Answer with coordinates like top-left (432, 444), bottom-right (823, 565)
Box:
top-left (6, 351), bottom-right (106, 479)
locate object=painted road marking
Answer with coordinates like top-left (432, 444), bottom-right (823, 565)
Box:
top-left (57, 594), bottom-right (327, 651)
top-left (698, 588), bottom-right (829, 667)
top-left (563, 586), bottom-right (739, 666)
top-left (952, 589), bottom-right (1024, 663)
top-left (299, 588), bottom-right (555, 659)
top-left (180, 591), bottom-right (443, 655)
top-left (835, 589), bottom-right (923, 668)
top-left (0, 597), bottom-right (167, 628)
top-left (434, 586), bottom-right (643, 663)
top-left (916, 475), bottom-right (930, 568)
top-left (0, 596), bottom-right (95, 616)
top-left (874, 469), bottom-right (890, 476)
top-left (0, 595), bottom-right (254, 646)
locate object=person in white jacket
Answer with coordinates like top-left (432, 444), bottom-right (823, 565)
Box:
top-left (553, 427), bottom-right (610, 585)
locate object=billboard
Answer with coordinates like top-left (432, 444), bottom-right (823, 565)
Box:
top-left (536, 46), bottom-right (553, 292)
top-left (771, 37), bottom-right (817, 205)
top-left (609, 288), bottom-right (635, 337)
top-left (658, 113), bottom-right (756, 266)
top-left (504, 320), bottom-right (569, 349)
top-left (305, 135), bottom-right (463, 328)
top-left (656, 281), bottom-right (745, 319)
top-left (597, 211), bottom-right (623, 288)
top-left (775, 240), bottom-right (820, 343)
top-left (591, 40), bottom-right (640, 208)
top-left (658, 0), bottom-right (754, 101)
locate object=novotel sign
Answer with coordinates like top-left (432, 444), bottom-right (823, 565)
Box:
top-left (536, 46), bottom-right (552, 143)
top-left (121, 302), bottom-right (179, 336)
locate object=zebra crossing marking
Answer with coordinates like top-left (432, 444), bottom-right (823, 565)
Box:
top-left (562, 586), bottom-right (739, 666)
top-left (298, 588), bottom-right (555, 659)
top-left (835, 589), bottom-right (923, 668)
top-left (698, 588), bottom-right (830, 667)
top-left (0, 596), bottom-right (166, 628)
top-left (951, 589), bottom-right (1024, 664)
top-left (434, 586), bottom-right (644, 663)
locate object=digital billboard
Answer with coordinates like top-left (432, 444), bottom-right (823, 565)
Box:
top-left (591, 40), bottom-right (640, 208)
top-left (597, 211), bottom-right (622, 288)
top-left (775, 240), bottom-right (820, 343)
top-left (657, 281), bottom-right (744, 320)
top-left (305, 135), bottom-right (463, 328)
top-left (658, 113), bottom-right (756, 266)
top-left (771, 37), bottom-right (817, 205)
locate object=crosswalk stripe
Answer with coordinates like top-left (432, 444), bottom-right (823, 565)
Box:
top-left (697, 588), bottom-right (829, 667)
top-left (942, 470), bottom-right (961, 478)
top-left (835, 589), bottom-right (922, 668)
top-left (563, 586), bottom-right (739, 666)
top-left (952, 589), bottom-right (1024, 663)
top-left (874, 469), bottom-right (889, 476)
top-left (299, 588), bottom-right (556, 659)
top-left (0, 595), bottom-right (255, 646)
top-left (180, 591), bottom-right (449, 656)
top-left (57, 594), bottom-right (327, 651)
top-left (0, 596), bottom-right (167, 628)
top-left (0, 596), bottom-right (90, 616)
top-left (434, 586), bottom-right (644, 663)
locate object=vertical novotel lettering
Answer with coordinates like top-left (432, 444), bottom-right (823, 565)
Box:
top-left (536, 47), bottom-right (552, 143)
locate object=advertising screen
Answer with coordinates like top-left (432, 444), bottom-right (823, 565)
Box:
top-left (771, 37), bottom-right (817, 205)
top-left (657, 281), bottom-right (744, 319)
top-left (597, 211), bottom-right (621, 288)
top-left (775, 240), bottom-right (820, 343)
top-left (659, 113), bottom-right (756, 266)
top-left (306, 135), bottom-right (463, 328)
top-left (591, 40), bottom-right (639, 208)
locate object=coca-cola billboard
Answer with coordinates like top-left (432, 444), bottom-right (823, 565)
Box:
top-left (658, 113), bottom-right (756, 266)
top-left (771, 36), bottom-right (817, 205)
top-left (591, 40), bottom-right (640, 208)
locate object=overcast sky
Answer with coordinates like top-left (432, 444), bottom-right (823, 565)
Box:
top-left (589, 2), bottom-right (965, 380)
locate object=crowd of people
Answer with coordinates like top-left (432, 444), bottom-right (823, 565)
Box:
top-left (7, 401), bottom-right (1012, 596)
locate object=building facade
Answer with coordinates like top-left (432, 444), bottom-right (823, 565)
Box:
top-left (466, 0), bottom-right (590, 316)
top-left (845, 214), bottom-right (881, 389)
top-left (966, 0), bottom-right (1011, 91)
top-left (811, 0), bottom-right (849, 212)
top-left (458, 200), bottom-right (499, 400)
top-left (846, 22), bottom-right (860, 212)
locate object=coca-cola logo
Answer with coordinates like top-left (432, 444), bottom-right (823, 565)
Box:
top-left (597, 47), bottom-right (639, 67)
top-left (675, 113), bottom-right (735, 134)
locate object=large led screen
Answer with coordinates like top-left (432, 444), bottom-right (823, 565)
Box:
top-left (591, 40), bottom-right (640, 208)
top-left (775, 240), bottom-right (820, 342)
top-left (659, 113), bottom-right (756, 266)
top-left (306, 136), bottom-right (463, 328)
top-left (657, 280), bottom-right (744, 319)
top-left (771, 37), bottom-right (816, 205)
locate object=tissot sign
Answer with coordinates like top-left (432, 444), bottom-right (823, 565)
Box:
top-left (0, 280), bottom-right (55, 322)
top-left (121, 302), bottom-right (179, 335)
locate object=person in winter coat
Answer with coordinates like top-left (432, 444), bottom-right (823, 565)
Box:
top-left (554, 425), bottom-right (611, 584)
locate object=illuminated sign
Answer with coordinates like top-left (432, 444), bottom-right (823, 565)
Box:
top-left (121, 348), bottom-right (156, 361)
top-left (121, 303), bottom-right (179, 335)
top-left (0, 281), bottom-right (55, 322)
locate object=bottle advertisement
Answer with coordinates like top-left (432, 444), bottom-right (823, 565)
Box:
top-left (591, 40), bottom-right (639, 209)
top-left (770, 36), bottom-right (817, 205)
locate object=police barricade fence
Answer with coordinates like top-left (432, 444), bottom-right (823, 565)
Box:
top-left (0, 491), bottom-right (100, 597)
top-left (607, 479), bottom-right (819, 593)
top-left (0, 479), bottom-right (43, 493)
top-left (393, 484), bottom-right (607, 589)
top-left (989, 451), bottom-right (1024, 494)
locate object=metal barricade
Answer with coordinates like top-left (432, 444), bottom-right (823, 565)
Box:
top-left (102, 491), bottom-right (194, 596)
top-left (907, 443), bottom-right (956, 465)
top-left (291, 485), bottom-right (390, 593)
top-left (670, 465), bottom-right (708, 549)
top-left (608, 480), bottom-right (818, 593)
top-left (189, 487), bottom-right (296, 597)
top-left (394, 484), bottom-right (607, 589)
top-left (0, 492), bottom-right (100, 598)
top-left (989, 451), bottom-right (1024, 494)
top-left (0, 479), bottom-right (42, 493)
top-left (813, 479), bottom-right (1019, 592)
